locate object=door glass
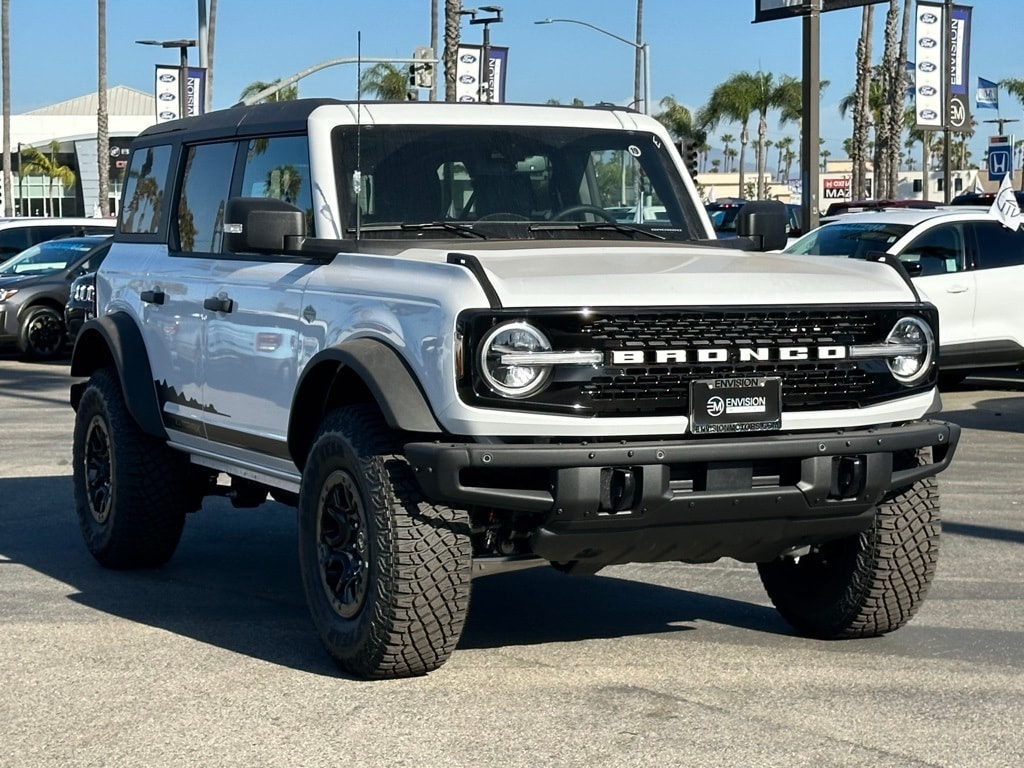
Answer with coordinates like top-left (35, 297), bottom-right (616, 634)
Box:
top-left (971, 221), bottom-right (1024, 270)
top-left (898, 224), bottom-right (965, 276)
top-left (120, 145), bottom-right (172, 235)
top-left (177, 142), bottom-right (237, 254)
top-left (239, 135), bottom-right (314, 235)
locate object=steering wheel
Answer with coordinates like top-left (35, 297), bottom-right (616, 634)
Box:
top-left (476, 212), bottom-right (530, 222)
top-left (550, 205), bottom-right (618, 223)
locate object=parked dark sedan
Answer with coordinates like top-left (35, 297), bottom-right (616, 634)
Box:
top-left (0, 234), bottom-right (112, 360)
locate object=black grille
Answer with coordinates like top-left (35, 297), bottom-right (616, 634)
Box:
top-left (459, 306), bottom-right (937, 417)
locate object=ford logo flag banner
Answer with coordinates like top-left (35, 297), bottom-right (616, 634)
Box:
top-left (914, 2), bottom-right (973, 133)
top-left (154, 65), bottom-right (206, 123)
top-left (455, 44), bottom-right (508, 103)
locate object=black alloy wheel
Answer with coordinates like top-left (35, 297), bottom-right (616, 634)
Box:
top-left (316, 470), bottom-right (369, 619)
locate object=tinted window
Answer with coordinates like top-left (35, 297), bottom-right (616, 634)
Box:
top-left (239, 135), bottom-right (314, 234)
top-left (177, 142), bottom-right (236, 254)
top-left (0, 227), bottom-right (35, 258)
top-left (120, 145), bottom-right (172, 235)
top-left (899, 224), bottom-right (965, 276)
top-left (785, 222), bottom-right (912, 258)
top-left (971, 221), bottom-right (1024, 270)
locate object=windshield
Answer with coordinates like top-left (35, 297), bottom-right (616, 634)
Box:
top-left (706, 205), bottom-right (741, 234)
top-left (0, 239), bottom-right (100, 277)
top-left (332, 124), bottom-right (704, 241)
top-left (783, 221), bottom-right (913, 259)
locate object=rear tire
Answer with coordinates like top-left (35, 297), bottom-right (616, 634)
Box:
top-left (72, 367), bottom-right (192, 568)
top-left (297, 404), bottom-right (472, 679)
top-left (758, 449), bottom-right (940, 638)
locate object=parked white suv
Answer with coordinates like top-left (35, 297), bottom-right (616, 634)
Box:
top-left (785, 206), bottom-right (1024, 378)
top-left (69, 100), bottom-right (959, 678)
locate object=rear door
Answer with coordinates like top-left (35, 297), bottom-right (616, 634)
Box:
top-left (964, 220), bottom-right (1024, 364)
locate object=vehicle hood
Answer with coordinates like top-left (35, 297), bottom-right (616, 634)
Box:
top-left (424, 242), bottom-right (918, 307)
top-left (0, 272), bottom-right (63, 291)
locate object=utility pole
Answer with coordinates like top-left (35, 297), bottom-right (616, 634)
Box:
top-left (801, 1), bottom-right (821, 232)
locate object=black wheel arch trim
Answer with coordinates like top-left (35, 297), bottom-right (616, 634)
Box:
top-left (289, 338), bottom-right (442, 467)
top-left (70, 314), bottom-right (167, 440)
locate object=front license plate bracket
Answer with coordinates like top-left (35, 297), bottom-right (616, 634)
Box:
top-left (689, 376), bottom-right (782, 434)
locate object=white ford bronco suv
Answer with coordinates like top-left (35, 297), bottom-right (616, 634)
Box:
top-left (70, 100), bottom-right (959, 679)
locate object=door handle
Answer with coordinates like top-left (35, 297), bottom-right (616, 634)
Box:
top-left (140, 289), bottom-right (165, 305)
top-left (203, 296), bottom-right (235, 313)
top-left (945, 285), bottom-right (969, 294)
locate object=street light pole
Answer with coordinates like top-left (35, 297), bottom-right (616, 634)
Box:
top-left (534, 17), bottom-right (650, 114)
top-left (136, 38), bottom-right (197, 119)
top-left (469, 6), bottom-right (503, 103)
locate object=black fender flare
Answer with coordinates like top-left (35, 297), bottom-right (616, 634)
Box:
top-left (70, 313), bottom-right (167, 440)
top-left (288, 338), bottom-right (442, 467)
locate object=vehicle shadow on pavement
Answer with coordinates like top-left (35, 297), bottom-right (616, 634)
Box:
top-left (2, 474), bottom-right (791, 674)
top-left (939, 396), bottom-right (1024, 434)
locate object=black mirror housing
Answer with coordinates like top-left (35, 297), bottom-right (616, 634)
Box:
top-left (735, 200), bottom-right (788, 251)
top-left (225, 197), bottom-right (306, 253)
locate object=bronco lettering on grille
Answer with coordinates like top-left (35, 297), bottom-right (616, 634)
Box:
top-left (611, 346), bottom-right (848, 365)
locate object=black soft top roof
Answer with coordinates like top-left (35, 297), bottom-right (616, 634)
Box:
top-left (136, 98), bottom-right (345, 143)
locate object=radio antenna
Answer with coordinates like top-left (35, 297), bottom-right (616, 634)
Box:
top-left (354, 31), bottom-right (363, 242)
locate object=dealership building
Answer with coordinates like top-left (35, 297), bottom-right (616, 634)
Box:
top-left (3, 85), bottom-right (156, 217)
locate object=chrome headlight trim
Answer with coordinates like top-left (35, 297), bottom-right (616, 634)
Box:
top-left (479, 321), bottom-right (554, 399)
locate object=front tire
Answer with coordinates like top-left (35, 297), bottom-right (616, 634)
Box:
top-left (297, 404), bottom-right (472, 679)
top-left (19, 305), bottom-right (66, 360)
top-left (758, 450), bottom-right (940, 639)
top-left (72, 367), bottom-right (192, 568)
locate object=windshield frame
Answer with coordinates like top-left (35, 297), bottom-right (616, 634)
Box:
top-left (330, 124), bottom-right (705, 241)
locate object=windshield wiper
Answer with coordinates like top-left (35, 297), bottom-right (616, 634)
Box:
top-left (529, 222), bottom-right (666, 240)
top-left (346, 222), bottom-right (488, 239)
top-left (401, 221), bottom-right (488, 239)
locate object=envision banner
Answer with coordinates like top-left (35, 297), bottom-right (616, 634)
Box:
top-left (154, 65), bottom-right (206, 123)
top-left (454, 44), bottom-right (508, 103)
top-left (914, 2), bottom-right (973, 133)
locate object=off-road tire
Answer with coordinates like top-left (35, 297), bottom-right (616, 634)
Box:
top-left (19, 305), bottom-right (66, 361)
top-left (72, 367), bottom-right (190, 568)
top-left (758, 449), bottom-right (940, 639)
top-left (297, 404), bottom-right (472, 679)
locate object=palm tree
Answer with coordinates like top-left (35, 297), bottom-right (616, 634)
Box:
top-left (21, 141), bottom-right (76, 216)
top-left (746, 71), bottom-right (801, 198)
top-left (850, 6), bottom-right (874, 199)
top-left (655, 95), bottom-right (694, 140)
top-left (444, 0), bottom-right (461, 102)
top-left (2, 0), bottom-right (11, 216)
top-left (698, 140), bottom-right (711, 173)
top-left (238, 79), bottom-right (298, 104)
top-left (699, 74), bottom-right (758, 196)
top-left (97, 0), bottom-right (109, 217)
top-left (720, 134), bottom-right (735, 172)
top-left (207, 0), bottom-right (217, 111)
top-left (775, 136), bottom-right (794, 180)
top-left (820, 149), bottom-right (831, 172)
top-left (711, 158), bottom-right (721, 173)
top-left (358, 62), bottom-right (409, 100)
top-left (904, 105), bottom-right (931, 200)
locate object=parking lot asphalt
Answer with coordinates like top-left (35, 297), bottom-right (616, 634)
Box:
top-left (1, 353), bottom-right (1022, 767)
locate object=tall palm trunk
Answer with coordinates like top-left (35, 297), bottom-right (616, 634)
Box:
top-left (97, 0), bottom-right (110, 217)
top-left (876, 0), bottom-right (899, 200)
top-left (443, 0), bottom-right (461, 102)
top-left (2, 0), bottom-right (11, 216)
top-left (207, 0), bottom-right (217, 110)
top-left (738, 123), bottom-right (748, 198)
top-left (429, 0), bottom-right (438, 101)
top-left (852, 7), bottom-right (873, 199)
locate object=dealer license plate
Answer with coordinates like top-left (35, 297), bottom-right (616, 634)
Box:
top-left (689, 376), bottom-right (782, 434)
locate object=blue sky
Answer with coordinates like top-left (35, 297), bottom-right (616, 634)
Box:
top-left (7, 0), bottom-right (1022, 167)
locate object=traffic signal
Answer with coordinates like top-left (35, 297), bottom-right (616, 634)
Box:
top-left (677, 137), bottom-right (700, 178)
top-left (413, 46), bottom-right (435, 89)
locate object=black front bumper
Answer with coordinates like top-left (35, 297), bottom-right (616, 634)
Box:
top-left (405, 420), bottom-right (960, 566)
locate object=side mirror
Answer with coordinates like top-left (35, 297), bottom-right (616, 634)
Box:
top-left (224, 197), bottom-right (306, 254)
top-left (735, 200), bottom-right (788, 251)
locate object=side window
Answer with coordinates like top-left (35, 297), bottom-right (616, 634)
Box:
top-left (0, 228), bottom-right (31, 259)
top-left (177, 142), bottom-right (237, 254)
top-left (971, 221), bottom-right (1024, 270)
top-left (898, 224), bottom-right (965, 276)
top-left (120, 145), bottom-right (172, 235)
top-left (239, 135), bottom-right (314, 235)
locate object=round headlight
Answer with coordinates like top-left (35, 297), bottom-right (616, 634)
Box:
top-left (886, 316), bottom-right (934, 383)
top-left (479, 321), bottom-right (552, 398)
